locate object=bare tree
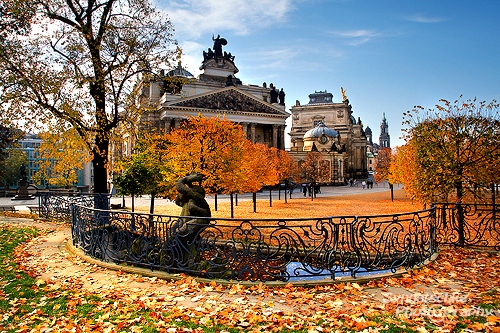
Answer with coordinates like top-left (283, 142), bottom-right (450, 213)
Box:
top-left (0, 0), bottom-right (178, 195)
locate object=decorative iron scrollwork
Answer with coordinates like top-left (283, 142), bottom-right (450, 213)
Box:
top-left (71, 205), bottom-right (438, 282)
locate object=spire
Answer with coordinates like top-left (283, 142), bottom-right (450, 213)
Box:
top-left (379, 113), bottom-right (390, 148)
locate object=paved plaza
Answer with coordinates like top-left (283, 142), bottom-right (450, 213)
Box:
top-left (0, 181), bottom-right (396, 212)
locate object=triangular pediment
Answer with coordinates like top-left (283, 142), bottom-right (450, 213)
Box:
top-left (167, 87), bottom-right (287, 116)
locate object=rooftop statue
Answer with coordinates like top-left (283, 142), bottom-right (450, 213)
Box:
top-left (340, 87), bottom-right (348, 103)
top-left (279, 88), bottom-right (286, 105)
top-left (212, 34), bottom-right (227, 57)
top-left (202, 35), bottom-right (235, 63)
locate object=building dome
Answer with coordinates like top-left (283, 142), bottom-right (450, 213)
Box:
top-left (303, 121), bottom-right (338, 139)
top-left (167, 62), bottom-right (194, 78)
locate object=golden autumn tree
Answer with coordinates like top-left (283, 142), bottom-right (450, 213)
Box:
top-left (374, 147), bottom-right (392, 183)
top-left (34, 130), bottom-right (91, 188)
top-left (274, 148), bottom-right (299, 184)
top-left (399, 97), bottom-right (500, 204)
top-left (389, 145), bottom-right (413, 192)
top-left (388, 143), bottom-right (430, 202)
top-left (240, 143), bottom-right (280, 193)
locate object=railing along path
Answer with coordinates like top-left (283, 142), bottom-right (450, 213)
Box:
top-left (35, 193), bottom-right (499, 282)
top-left (71, 205), bottom-right (437, 282)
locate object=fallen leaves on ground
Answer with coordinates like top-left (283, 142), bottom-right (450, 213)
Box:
top-left (144, 189), bottom-right (421, 218)
top-left (1, 223), bottom-right (498, 333)
top-left (1, 189), bottom-right (498, 332)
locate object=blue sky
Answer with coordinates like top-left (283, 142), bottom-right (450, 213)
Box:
top-left (155, 0), bottom-right (500, 147)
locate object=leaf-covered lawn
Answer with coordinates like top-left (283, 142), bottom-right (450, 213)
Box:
top-left (149, 189), bottom-right (422, 218)
top-left (1, 191), bottom-right (499, 332)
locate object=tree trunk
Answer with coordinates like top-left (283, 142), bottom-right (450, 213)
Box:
top-left (91, 121), bottom-right (110, 196)
top-left (284, 179), bottom-right (288, 203)
top-left (253, 192), bottom-right (257, 213)
top-left (493, 184), bottom-right (497, 228)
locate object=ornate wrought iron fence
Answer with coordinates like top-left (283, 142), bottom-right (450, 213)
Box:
top-left (433, 203), bottom-right (500, 250)
top-left (36, 192), bottom-right (110, 220)
top-left (71, 205), bottom-right (437, 282)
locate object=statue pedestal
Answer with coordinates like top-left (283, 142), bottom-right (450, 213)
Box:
top-left (12, 179), bottom-right (35, 201)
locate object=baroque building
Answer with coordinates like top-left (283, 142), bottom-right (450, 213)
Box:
top-left (131, 36), bottom-right (289, 151)
top-left (288, 89), bottom-right (369, 183)
top-left (113, 36), bottom-right (380, 186)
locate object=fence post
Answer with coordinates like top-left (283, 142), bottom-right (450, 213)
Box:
top-left (457, 202), bottom-right (465, 247)
top-left (493, 184), bottom-right (497, 226)
top-left (429, 203), bottom-right (437, 251)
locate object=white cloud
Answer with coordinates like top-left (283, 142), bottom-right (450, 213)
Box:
top-left (244, 47), bottom-right (298, 69)
top-left (177, 41), bottom-right (205, 76)
top-left (405, 14), bottom-right (449, 23)
top-left (157, 0), bottom-right (294, 39)
top-left (328, 29), bottom-right (381, 45)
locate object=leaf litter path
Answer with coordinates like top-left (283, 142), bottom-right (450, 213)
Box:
top-left (3, 216), bottom-right (500, 332)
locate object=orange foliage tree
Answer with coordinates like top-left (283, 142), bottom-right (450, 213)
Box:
top-left (300, 151), bottom-right (329, 185)
top-left (275, 148), bottom-right (299, 184)
top-left (388, 143), bottom-right (424, 201)
top-left (241, 143), bottom-right (280, 193)
top-left (163, 115), bottom-right (293, 202)
top-left (396, 97), bottom-right (500, 204)
top-left (164, 115), bottom-right (248, 196)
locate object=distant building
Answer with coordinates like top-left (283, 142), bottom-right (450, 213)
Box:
top-left (365, 113), bottom-right (391, 174)
top-left (364, 126), bottom-right (376, 173)
top-left (15, 134), bottom-right (92, 189)
top-left (379, 112), bottom-right (390, 148)
top-left (288, 90), bottom-right (369, 182)
top-left (18, 134), bottom-right (42, 184)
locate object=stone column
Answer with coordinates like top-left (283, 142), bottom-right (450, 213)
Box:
top-left (163, 117), bottom-right (172, 133)
top-left (250, 123), bottom-right (256, 143)
top-left (241, 122), bottom-right (249, 140)
top-left (174, 118), bottom-right (182, 130)
top-left (272, 125), bottom-right (279, 149)
top-left (280, 125), bottom-right (286, 150)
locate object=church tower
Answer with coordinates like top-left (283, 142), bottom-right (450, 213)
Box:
top-left (379, 113), bottom-right (390, 148)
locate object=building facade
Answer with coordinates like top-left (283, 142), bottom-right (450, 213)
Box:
top-left (288, 90), bottom-right (370, 183)
top-left (132, 36), bottom-right (289, 152)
